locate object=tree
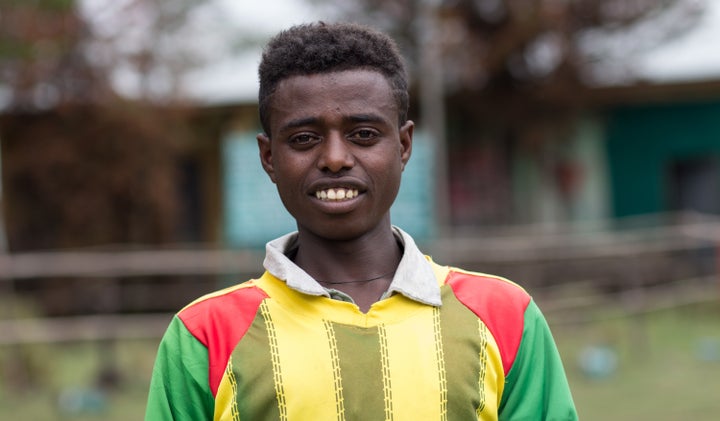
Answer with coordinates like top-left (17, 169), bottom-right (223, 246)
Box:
top-left (320, 0), bottom-right (705, 97)
top-left (0, 0), bottom-right (219, 250)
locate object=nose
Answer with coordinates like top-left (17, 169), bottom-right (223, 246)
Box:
top-left (317, 132), bottom-right (354, 173)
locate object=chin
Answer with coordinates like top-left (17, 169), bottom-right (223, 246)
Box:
top-left (309, 227), bottom-right (367, 242)
top-left (299, 219), bottom-right (384, 242)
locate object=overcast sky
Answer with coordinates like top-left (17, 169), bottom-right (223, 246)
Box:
top-left (181, 0), bottom-right (332, 103)
top-left (77, 0), bottom-right (720, 104)
top-left (636, 0), bottom-right (720, 82)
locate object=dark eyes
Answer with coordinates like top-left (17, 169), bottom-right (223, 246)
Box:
top-left (287, 129), bottom-right (380, 148)
top-left (349, 129), bottom-right (379, 142)
top-left (288, 133), bottom-right (320, 147)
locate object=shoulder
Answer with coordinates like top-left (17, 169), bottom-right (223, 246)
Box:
top-left (177, 280), bottom-right (268, 347)
top-left (162, 280), bottom-right (269, 399)
top-left (442, 267), bottom-right (531, 314)
top-left (439, 265), bottom-right (532, 375)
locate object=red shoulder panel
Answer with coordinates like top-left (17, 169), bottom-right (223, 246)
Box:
top-left (445, 271), bottom-right (531, 375)
top-left (178, 285), bottom-right (268, 396)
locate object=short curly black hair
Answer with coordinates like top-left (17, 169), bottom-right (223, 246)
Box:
top-left (258, 22), bottom-right (409, 135)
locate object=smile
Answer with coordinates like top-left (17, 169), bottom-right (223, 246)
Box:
top-left (314, 188), bottom-right (360, 201)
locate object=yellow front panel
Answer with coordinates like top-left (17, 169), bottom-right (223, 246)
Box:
top-left (383, 308), bottom-right (443, 420)
top-left (266, 299), bottom-right (339, 421)
top-left (214, 363), bottom-right (239, 421)
top-left (479, 321), bottom-right (504, 419)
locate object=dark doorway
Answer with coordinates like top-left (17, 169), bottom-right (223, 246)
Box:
top-left (668, 157), bottom-right (720, 214)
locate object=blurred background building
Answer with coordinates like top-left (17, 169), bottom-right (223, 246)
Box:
top-left (1, 1), bottom-right (719, 419)
top-left (0, 0), bottom-right (718, 335)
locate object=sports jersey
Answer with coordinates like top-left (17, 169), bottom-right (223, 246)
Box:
top-left (146, 230), bottom-right (577, 420)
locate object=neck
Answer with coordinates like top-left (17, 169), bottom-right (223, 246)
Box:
top-left (293, 223), bottom-right (402, 287)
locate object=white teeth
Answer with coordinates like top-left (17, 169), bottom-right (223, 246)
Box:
top-left (315, 188), bottom-right (359, 201)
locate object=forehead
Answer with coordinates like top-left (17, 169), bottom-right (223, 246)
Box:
top-left (267, 69), bottom-right (398, 128)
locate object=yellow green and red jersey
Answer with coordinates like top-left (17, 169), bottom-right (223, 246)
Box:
top-left (146, 231), bottom-right (577, 420)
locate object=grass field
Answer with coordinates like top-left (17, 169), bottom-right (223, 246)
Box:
top-left (1, 299), bottom-right (719, 420)
top-left (551, 299), bottom-right (720, 420)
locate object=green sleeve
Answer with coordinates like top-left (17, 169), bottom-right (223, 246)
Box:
top-left (498, 300), bottom-right (578, 420)
top-left (145, 315), bottom-right (215, 420)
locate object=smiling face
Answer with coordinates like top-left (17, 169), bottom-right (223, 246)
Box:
top-left (257, 69), bottom-right (413, 242)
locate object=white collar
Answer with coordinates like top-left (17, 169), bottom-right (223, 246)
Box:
top-left (263, 226), bottom-right (442, 306)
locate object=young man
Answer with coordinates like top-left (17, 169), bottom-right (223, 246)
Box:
top-left (146, 22), bottom-right (577, 420)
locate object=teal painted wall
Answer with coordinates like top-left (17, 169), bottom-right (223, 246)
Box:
top-left (606, 100), bottom-right (720, 217)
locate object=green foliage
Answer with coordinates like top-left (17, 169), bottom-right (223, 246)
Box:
top-left (0, 38), bottom-right (33, 59)
top-left (4, 0), bottom-right (75, 12)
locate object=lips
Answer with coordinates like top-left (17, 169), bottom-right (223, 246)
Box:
top-left (308, 177), bottom-right (366, 204)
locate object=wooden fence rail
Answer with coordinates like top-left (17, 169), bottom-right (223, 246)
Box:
top-left (0, 314), bottom-right (173, 345)
top-left (0, 248), bottom-right (264, 281)
top-left (0, 212), bottom-right (718, 346)
top-left (1, 216), bottom-right (718, 281)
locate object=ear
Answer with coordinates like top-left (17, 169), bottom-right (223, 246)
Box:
top-left (399, 120), bottom-right (414, 171)
top-left (257, 133), bottom-right (277, 183)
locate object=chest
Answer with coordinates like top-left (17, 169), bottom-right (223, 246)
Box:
top-left (215, 301), bottom-right (505, 421)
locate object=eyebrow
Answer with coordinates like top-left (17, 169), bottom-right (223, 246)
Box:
top-left (279, 117), bottom-right (319, 133)
top-left (347, 113), bottom-right (388, 124)
top-left (278, 113), bottom-right (391, 134)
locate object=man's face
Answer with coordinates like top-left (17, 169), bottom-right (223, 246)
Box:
top-left (257, 69), bottom-right (413, 241)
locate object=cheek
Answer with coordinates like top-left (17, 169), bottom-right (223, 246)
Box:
top-left (367, 157), bottom-right (403, 191)
top-left (369, 147), bottom-right (403, 172)
top-left (274, 159), bottom-right (311, 197)
top-left (274, 154), bottom-right (310, 178)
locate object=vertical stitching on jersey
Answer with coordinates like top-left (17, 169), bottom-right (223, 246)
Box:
top-left (323, 320), bottom-right (346, 421)
top-left (433, 307), bottom-right (448, 421)
top-left (378, 323), bottom-right (393, 421)
top-left (477, 320), bottom-right (489, 415)
top-left (260, 301), bottom-right (287, 420)
top-left (226, 360), bottom-right (240, 421)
